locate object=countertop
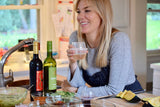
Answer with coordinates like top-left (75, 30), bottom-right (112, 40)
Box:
top-left (4, 61), bottom-right (69, 73)
top-left (94, 93), bottom-right (155, 107)
top-left (3, 53), bottom-right (69, 81)
top-left (23, 91), bottom-right (156, 107)
top-left (20, 75), bottom-right (156, 107)
top-left (4, 63), bottom-right (69, 81)
top-left (22, 75), bottom-right (156, 107)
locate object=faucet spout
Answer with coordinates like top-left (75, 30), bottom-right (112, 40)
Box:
top-left (0, 38), bottom-right (34, 87)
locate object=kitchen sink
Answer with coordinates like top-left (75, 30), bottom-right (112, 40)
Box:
top-left (7, 79), bottom-right (29, 89)
top-left (7, 79), bottom-right (62, 89)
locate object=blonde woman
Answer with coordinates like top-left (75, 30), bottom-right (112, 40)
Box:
top-left (61, 0), bottom-right (143, 97)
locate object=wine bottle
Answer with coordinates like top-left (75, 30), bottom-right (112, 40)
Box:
top-left (29, 41), bottom-right (43, 101)
top-left (43, 41), bottom-right (57, 96)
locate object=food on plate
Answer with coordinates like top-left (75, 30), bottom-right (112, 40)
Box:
top-left (46, 91), bottom-right (80, 106)
top-left (54, 100), bottom-right (65, 105)
top-left (51, 91), bottom-right (75, 98)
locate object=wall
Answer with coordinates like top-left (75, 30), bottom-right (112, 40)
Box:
top-left (40, 0), bottom-right (74, 60)
top-left (39, 0), bottom-right (59, 61)
top-left (130, 0), bottom-right (147, 89)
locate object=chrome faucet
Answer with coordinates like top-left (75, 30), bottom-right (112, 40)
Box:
top-left (0, 38), bottom-right (34, 87)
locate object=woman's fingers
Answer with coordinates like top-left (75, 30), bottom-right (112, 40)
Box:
top-left (61, 80), bottom-right (77, 93)
top-left (68, 44), bottom-right (75, 48)
top-left (66, 46), bottom-right (77, 63)
top-left (67, 44), bottom-right (76, 55)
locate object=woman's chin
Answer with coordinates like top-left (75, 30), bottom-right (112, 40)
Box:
top-left (81, 30), bottom-right (89, 34)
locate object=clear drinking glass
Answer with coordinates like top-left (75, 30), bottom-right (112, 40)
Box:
top-left (70, 42), bottom-right (88, 60)
top-left (80, 88), bottom-right (95, 106)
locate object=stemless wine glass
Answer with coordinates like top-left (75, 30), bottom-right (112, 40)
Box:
top-left (70, 42), bottom-right (88, 60)
top-left (80, 88), bottom-right (95, 106)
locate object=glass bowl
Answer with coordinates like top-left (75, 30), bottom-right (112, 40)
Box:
top-left (46, 95), bottom-right (81, 107)
top-left (0, 87), bottom-right (28, 107)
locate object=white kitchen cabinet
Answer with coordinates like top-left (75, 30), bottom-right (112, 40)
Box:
top-left (111, 0), bottom-right (129, 28)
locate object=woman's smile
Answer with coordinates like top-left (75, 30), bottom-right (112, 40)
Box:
top-left (80, 20), bottom-right (89, 27)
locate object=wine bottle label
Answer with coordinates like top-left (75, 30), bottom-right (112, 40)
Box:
top-left (36, 70), bottom-right (43, 91)
top-left (49, 67), bottom-right (56, 90)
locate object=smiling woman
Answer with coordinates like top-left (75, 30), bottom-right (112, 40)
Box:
top-left (0, 0), bottom-right (39, 49)
top-left (61, 0), bottom-right (143, 98)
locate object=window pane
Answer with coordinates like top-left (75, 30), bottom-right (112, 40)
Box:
top-left (0, 0), bottom-right (37, 6)
top-left (0, 9), bottom-right (37, 49)
top-left (146, 12), bottom-right (160, 50)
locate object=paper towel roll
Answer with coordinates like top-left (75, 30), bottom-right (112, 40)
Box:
top-left (153, 88), bottom-right (160, 96)
top-left (153, 70), bottom-right (160, 89)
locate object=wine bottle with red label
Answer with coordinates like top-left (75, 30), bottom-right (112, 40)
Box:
top-left (29, 41), bottom-right (43, 101)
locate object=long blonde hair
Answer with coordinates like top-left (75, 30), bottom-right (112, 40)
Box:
top-left (75, 0), bottom-right (118, 69)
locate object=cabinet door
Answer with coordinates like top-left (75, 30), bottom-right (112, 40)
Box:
top-left (111, 0), bottom-right (129, 27)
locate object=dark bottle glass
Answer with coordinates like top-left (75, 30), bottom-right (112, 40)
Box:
top-left (29, 41), bottom-right (43, 101)
top-left (43, 41), bottom-right (57, 96)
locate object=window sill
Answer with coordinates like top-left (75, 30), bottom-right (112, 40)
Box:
top-left (147, 49), bottom-right (160, 57)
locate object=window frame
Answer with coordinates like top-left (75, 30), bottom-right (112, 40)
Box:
top-left (147, 0), bottom-right (160, 4)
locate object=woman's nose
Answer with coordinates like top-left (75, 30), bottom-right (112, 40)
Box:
top-left (77, 12), bottom-right (85, 21)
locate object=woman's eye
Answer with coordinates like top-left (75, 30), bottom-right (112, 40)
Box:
top-left (85, 10), bottom-right (91, 12)
top-left (77, 10), bottom-right (80, 14)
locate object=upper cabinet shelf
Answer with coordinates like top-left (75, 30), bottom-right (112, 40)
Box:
top-left (0, 5), bottom-right (42, 10)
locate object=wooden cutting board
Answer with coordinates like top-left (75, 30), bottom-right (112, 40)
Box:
top-left (92, 93), bottom-right (156, 107)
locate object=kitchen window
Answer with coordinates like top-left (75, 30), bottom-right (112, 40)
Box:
top-left (147, 0), bottom-right (160, 91)
top-left (147, 0), bottom-right (160, 50)
top-left (0, 0), bottom-right (41, 50)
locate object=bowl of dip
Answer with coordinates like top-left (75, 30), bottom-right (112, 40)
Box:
top-left (0, 87), bottom-right (28, 107)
